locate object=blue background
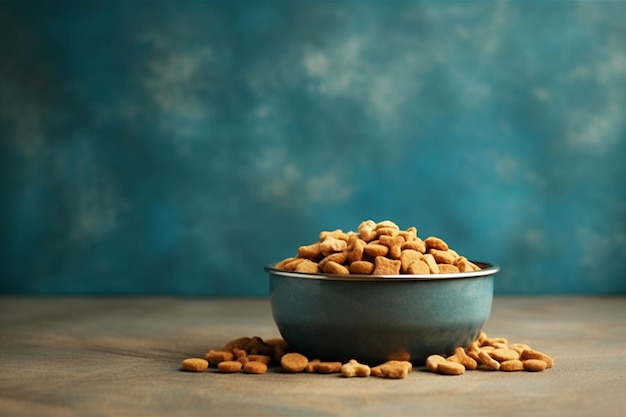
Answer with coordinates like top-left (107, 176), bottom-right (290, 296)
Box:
top-left (1, 1), bottom-right (625, 296)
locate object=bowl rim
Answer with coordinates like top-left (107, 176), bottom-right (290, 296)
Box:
top-left (265, 261), bottom-right (499, 282)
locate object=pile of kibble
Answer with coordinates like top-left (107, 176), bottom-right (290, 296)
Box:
top-left (180, 332), bottom-right (553, 378)
top-left (274, 220), bottom-right (482, 276)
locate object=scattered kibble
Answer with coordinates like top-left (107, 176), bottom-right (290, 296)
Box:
top-left (425, 331), bottom-right (554, 375)
top-left (180, 332), bottom-right (553, 380)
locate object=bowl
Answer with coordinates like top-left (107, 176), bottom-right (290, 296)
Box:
top-left (266, 262), bottom-right (499, 365)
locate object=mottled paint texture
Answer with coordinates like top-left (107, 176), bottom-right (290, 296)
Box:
top-left (1, 1), bottom-right (625, 295)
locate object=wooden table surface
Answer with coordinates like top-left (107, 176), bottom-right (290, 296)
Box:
top-left (1, 296), bottom-right (624, 417)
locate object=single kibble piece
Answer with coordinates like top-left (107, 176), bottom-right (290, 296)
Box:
top-left (521, 349), bottom-right (554, 368)
top-left (320, 236), bottom-right (347, 254)
top-left (425, 354), bottom-right (447, 372)
top-left (424, 236), bottom-right (449, 251)
top-left (350, 261), bottom-right (375, 274)
top-left (243, 361), bottom-right (268, 374)
top-left (364, 242), bottom-right (389, 258)
top-left (489, 348), bottom-right (520, 363)
top-left (297, 242), bottom-right (322, 260)
top-left (205, 349), bottom-right (234, 365)
top-left (323, 260), bottom-right (350, 275)
top-left (319, 229), bottom-right (347, 242)
top-left (373, 256), bottom-right (401, 275)
top-left (371, 361), bottom-right (412, 379)
top-left (447, 347), bottom-right (478, 370)
top-left (358, 220), bottom-right (377, 242)
top-left (429, 248), bottom-right (456, 265)
top-left (247, 355), bottom-right (272, 365)
top-left (295, 259), bottom-right (320, 274)
top-left (523, 359), bottom-right (548, 372)
top-left (319, 251), bottom-right (348, 268)
top-left (437, 361), bottom-right (465, 375)
top-left (181, 358), bottom-right (209, 372)
top-left (314, 361), bottom-right (343, 373)
top-left (341, 359), bottom-right (371, 377)
top-left (500, 360), bottom-right (524, 372)
top-left (478, 350), bottom-right (500, 370)
top-left (379, 235), bottom-right (404, 259)
top-left (281, 352), bottom-right (309, 372)
top-left (217, 361), bottom-right (243, 373)
top-left (375, 220), bottom-right (400, 230)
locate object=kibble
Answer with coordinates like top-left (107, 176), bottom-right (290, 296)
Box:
top-left (500, 359), bottom-right (524, 372)
top-left (341, 359), bottom-right (371, 377)
top-left (217, 361), bottom-right (243, 373)
top-left (436, 361), bottom-right (465, 375)
top-left (280, 352), bottom-right (309, 373)
top-left (205, 349), bottom-right (234, 365)
top-left (371, 361), bottom-right (412, 379)
top-left (425, 331), bottom-right (554, 375)
top-left (243, 361), bottom-right (268, 374)
top-left (184, 332), bottom-right (552, 379)
top-left (523, 359), bottom-right (548, 372)
top-left (274, 220), bottom-right (483, 276)
top-left (181, 358), bottom-right (209, 372)
top-left (425, 354), bottom-right (447, 372)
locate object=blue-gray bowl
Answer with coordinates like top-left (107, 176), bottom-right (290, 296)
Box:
top-left (266, 262), bottom-right (499, 365)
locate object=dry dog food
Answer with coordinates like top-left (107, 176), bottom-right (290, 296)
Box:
top-left (186, 335), bottom-right (412, 379)
top-left (305, 360), bottom-right (343, 373)
top-left (181, 358), bottom-right (209, 372)
top-left (436, 361), bottom-right (465, 375)
top-left (425, 354), bottom-right (447, 372)
top-left (243, 361), bottom-right (268, 374)
top-left (341, 359), bottom-right (371, 377)
top-left (370, 360), bottom-right (413, 379)
top-left (182, 332), bottom-right (552, 380)
top-left (275, 220), bottom-right (482, 275)
top-left (426, 331), bottom-right (554, 375)
top-left (217, 361), bottom-right (243, 373)
top-left (280, 352), bottom-right (309, 372)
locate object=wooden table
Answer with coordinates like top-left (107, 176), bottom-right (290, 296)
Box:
top-left (1, 296), bottom-right (624, 417)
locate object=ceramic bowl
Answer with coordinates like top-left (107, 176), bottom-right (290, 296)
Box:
top-left (266, 262), bottom-right (499, 365)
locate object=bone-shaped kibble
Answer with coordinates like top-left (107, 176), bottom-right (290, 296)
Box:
top-left (371, 360), bottom-right (413, 379)
top-left (341, 359), bottom-right (371, 377)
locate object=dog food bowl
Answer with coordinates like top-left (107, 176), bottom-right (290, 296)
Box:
top-left (266, 262), bottom-right (499, 365)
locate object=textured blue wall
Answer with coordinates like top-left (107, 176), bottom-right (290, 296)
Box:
top-left (1, 1), bottom-right (625, 296)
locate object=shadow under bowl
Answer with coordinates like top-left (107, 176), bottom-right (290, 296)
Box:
top-left (266, 262), bottom-right (499, 365)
